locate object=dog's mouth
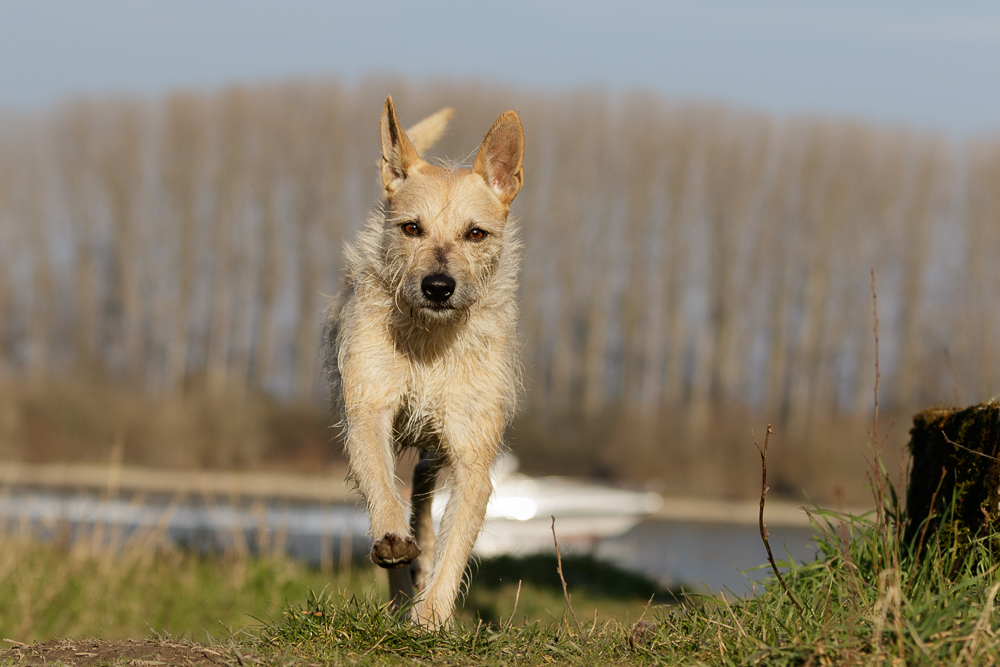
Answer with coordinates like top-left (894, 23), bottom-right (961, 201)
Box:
top-left (406, 299), bottom-right (469, 325)
top-left (415, 302), bottom-right (463, 321)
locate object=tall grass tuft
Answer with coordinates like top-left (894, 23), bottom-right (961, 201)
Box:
top-left (0, 531), bottom-right (359, 642)
top-left (651, 495), bottom-right (1000, 665)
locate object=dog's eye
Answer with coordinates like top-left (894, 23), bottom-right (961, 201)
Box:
top-left (467, 228), bottom-right (488, 241)
top-left (401, 222), bottom-right (421, 236)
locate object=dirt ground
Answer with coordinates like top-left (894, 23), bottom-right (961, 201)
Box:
top-left (0, 638), bottom-right (237, 666)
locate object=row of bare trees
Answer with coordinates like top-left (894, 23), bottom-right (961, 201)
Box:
top-left (0, 79), bottom-right (997, 445)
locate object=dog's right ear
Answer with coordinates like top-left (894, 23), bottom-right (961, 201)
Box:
top-left (381, 96), bottom-right (423, 195)
top-left (474, 110), bottom-right (524, 207)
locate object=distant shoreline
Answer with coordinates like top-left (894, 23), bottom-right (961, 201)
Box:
top-left (0, 461), bottom-right (865, 528)
top-left (651, 496), bottom-right (871, 528)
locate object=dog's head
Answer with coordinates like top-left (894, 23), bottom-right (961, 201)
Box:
top-left (377, 96), bottom-right (524, 326)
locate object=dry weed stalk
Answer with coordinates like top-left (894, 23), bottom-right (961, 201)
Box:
top-left (910, 465), bottom-right (948, 575)
top-left (943, 431), bottom-right (1000, 462)
top-left (504, 580), bottom-right (522, 631)
top-left (865, 271), bottom-right (886, 527)
top-left (550, 516), bottom-right (586, 645)
top-left (752, 425), bottom-right (803, 612)
top-left (958, 582), bottom-right (1000, 664)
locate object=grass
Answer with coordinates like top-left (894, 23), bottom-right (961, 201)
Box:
top-left (0, 534), bottom-right (346, 642)
top-left (0, 531), bottom-right (670, 647)
top-left (232, 493), bottom-right (1000, 666)
top-left (1, 487), bottom-right (999, 664)
top-left (460, 553), bottom-right (676, 627)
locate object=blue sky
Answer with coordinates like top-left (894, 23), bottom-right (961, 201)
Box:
top-left (2, 0), bottom-right (999, 134)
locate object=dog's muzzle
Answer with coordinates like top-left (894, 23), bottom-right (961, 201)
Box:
top-left (421, 273), bottom-right (455, 304)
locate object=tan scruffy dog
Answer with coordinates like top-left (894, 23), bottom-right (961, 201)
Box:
top-left (325, 96), bottom-right (524, 628)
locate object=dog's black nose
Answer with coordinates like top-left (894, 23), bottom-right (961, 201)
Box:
top-left (421, 273), bottom-right (455, 303)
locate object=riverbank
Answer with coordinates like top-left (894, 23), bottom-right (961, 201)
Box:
top-left (0, 460), bottom-right (863, 527)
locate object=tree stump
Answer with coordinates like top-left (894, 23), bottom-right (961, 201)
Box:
top-left (905, 401), bottom-right (1000, 547)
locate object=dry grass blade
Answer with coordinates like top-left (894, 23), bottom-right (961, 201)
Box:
top-left (504, 580), bottom-right (522, 631)
top-left (471, 618), bottom-right (482, 656)
top-left (911, 465), bottom-right (948, 575)
top-left (958, 582), bottom-right (1000, 664)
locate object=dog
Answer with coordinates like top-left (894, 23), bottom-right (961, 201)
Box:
top-left (325, 96), bottom-right (524, 628)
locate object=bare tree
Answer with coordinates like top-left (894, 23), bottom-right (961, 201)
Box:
top-left (1, 79), bottom-right (999, 483)
top-left (159, 93), bottom-right (206, 391)
top-left (204, 87), bottom-right (250, 394)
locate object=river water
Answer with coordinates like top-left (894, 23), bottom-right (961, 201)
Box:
top-left (0, 490), bottom-right (820, 595)
top-left (598, 519), bottom-right (820, 595)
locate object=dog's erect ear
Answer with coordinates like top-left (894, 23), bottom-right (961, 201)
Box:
top-left (474, 111), bottom-right (524, 206)
top-left (380, 96), bottom-right (423, 195)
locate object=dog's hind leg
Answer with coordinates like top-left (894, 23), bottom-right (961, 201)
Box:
top-left (386, 449), bottom-right (442, 609)
top-left (409, 449), bottom-right (444, 591)
top-left (386, 564), bottom-right (416, 611)
top-left (387, 448), bottom-right (443, 609)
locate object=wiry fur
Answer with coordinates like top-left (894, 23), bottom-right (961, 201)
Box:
top-left (324, 96), bottom-right (525, 628)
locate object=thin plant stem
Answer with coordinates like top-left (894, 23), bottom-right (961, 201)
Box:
top-left (551, 516), bottom-right (587, 645)
top-left (753, 425), bottom-right (803, 612)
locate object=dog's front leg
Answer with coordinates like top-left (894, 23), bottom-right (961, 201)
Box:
top-left (413, 413), bottom-right (502, 628)
top-left (343, 399), bottom-right (420, 572)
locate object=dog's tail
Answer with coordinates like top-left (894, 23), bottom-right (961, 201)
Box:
top-left (406, 107), bottom-right (454, 156)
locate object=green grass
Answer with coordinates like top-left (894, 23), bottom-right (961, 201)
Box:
top-left (0, 532), bottom-right (668, 646)
top-left (459, 553), bottom-right (677, 627)
top-left (0, 534), bottom-right (357, 642)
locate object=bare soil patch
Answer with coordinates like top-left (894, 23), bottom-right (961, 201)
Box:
top-left (0, 638), bottom-right (233, 666)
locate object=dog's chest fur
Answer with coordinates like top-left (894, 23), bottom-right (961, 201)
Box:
top-left (387, 293), bottom-right (519, 450)
top-left (329, 260), bottom-right (520, 451)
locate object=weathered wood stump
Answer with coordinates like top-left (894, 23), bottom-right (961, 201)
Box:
top-left (906, 401), bottom-right (1000, 546)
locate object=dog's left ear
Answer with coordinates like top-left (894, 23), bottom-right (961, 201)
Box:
top-left (381, 96), bottom-right (423, 195)
top-left (474, 111), bottom-right (524, 206)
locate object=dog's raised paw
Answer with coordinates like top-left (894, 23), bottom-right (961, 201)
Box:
top-left (370, 533), bottom-right (421, 568)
